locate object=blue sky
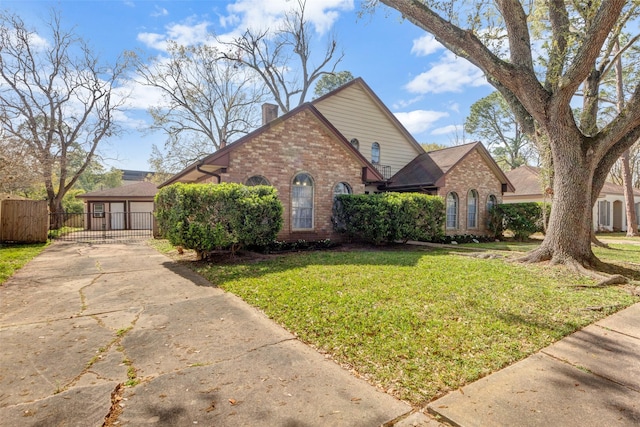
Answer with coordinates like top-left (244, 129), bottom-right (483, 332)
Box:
top-left (2, 0), bottom-right (493, 172)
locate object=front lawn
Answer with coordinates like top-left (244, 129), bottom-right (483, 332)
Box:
top-left (189, 243), bottom-right (639, 406)
top-left (0, 242), bottom-right (48, 285)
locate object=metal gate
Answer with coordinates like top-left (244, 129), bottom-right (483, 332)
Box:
top-left (48, 212), bottom-right (154, 243)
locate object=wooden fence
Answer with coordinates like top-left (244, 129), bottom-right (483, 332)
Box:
top-left (0, 199), bottom-right (49, 243)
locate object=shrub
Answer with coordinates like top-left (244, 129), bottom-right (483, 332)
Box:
top-left (155, 183), bottom-right (283, 258)
top-left (332, 192), bottom-right (445, 244)
top-left (489, 202), bottom-right (550, 240)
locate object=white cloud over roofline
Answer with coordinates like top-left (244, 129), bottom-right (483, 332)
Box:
top-left (394, 110), bottom-right (449, 135)
top-left (405, 51), bottom-right (488, 94)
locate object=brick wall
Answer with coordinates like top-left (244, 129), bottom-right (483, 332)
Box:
top-left (218, 109), bottom-right (365, 241)
top-left (437, 149), bottom-right (504, 235)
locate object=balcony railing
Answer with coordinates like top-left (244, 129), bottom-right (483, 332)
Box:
top-left (372, 163), bottom-right (392, 180)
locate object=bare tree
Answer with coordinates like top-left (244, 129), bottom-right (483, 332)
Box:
top-left (378, 1), bottom-right (640, 275)
top-left (132, 41), bottom-right (266, 173)
top-left (0, 10), bottom-right (128, 225)
top-left (219, 0), bottom-right (343, 113)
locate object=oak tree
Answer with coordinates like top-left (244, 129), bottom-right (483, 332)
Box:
top-left (378, 0), bottom-right (640, 274)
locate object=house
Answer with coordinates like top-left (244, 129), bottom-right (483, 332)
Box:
top-left (76, 181), bottom-right (158, 231)
top-left (121, 169), bottom-right (155, 185)
top-left (161, 78), bottom-right (513, 241)
top-left (383, 142), bottom-right (514, 235)
top-left (504, 165), bottom-right (640, 232)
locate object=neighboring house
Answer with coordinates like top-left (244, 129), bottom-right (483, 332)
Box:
top-left (161, 78), bottom-right (512, 241)
top-left (76, 181), bottom-right (158, 231)
top-left (504, 165), bottom-right (640, 232)
top-left (121, 169), bottom-right (155, 185)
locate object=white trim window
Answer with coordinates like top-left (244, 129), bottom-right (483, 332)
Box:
top-left (467, 189), bottom-right (479, 229)
top-left (245, 175), bottom-right (270, 186)
top-left (292, 173), bottom-right (314, 229)
top-left (598, 200), bottom-right (611, 227)
top-left (371, 142), bottom-right (380, 164)
top-left (446, 192), bottom-right (459, 229)
top-left (333, 182), bottom-right (352, 199)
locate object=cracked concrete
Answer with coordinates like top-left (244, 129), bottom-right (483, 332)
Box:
top-left (0, 241), bottom-right (415, 426)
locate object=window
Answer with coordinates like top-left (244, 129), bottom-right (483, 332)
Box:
top-left (292, 173), bottom-right (314, 229)
top-left (350, 138), bottom-right (360, 150)
top-left (467, 190), bottom-right (478, 228)
top-left (446, 192), bottom-right (458, 229)
top-left (93, 203), bottom-right (104, 218)
top-left (598, 200), bottom-right (611, 227)
top-left (333, 182), bottom-right (352, 199)
top-left (371, 142), bottom-right (380, 164)
top-left (486, 194), bottom-right (498, 226)
top-left (245, 175), bottom-right (270, 186)
top-left (487, 195), bottom-right (497, 213)
top-left (636, 203), bottom-right (640, 227)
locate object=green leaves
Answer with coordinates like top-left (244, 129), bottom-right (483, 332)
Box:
top-left (155, 183), bottom-right (283, 256)
top-left (333, 192), bottom-right (445, 244)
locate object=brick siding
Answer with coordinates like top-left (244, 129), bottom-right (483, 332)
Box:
top-left (216, 109), bottom-right (365, 241)
top-left (437, 150), bottom-right (504, 236)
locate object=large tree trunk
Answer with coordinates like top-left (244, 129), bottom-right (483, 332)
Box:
top-left (621, 149), bottom-right (638, 237)
top-left (528, 164), bottom-right (597, 266)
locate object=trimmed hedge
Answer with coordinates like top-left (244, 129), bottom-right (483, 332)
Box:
top-left (155, 183), bottom-right (283, 257)
top-left (332, 192), bottom-right (445, 244)
top-left (489, 202), bottom-right (550, 240)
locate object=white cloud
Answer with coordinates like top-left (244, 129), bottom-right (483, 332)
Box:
top-left (151, 6), bottom-right (169, 18)
top-left (394, 110), bottom-right (449, 135)
top-left (431, 124), bottom-right (461, 136)
top-left (411, 34), bottom-right (443, 56)
top-left (222, 0), bottom-right (353, 35)
top-left (392, 95), bottom-right (424, 110)
top-left (137, 19), bottom-right (211, 51)
top-left (406, 51), bottom-right (488, 94)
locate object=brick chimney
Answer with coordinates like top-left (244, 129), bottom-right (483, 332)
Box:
top-left (262, 103), bottom-right (279, 125)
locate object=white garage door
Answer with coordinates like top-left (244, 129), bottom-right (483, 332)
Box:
top-left (130, 202), bottom-right (154, 230)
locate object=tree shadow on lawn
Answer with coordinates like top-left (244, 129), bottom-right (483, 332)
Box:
top-left (160, 243), bottom-right (449, 288)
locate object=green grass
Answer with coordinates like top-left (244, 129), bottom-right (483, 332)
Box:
top-left (0, 242), bottom-right (48, 285)
top-left (189, 244), bottom-right (638, 405)
top-left (47, 226), bottom-right (83, 239)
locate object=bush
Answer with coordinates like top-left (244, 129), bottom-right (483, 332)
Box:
top-left (155, 183), bottom-right (283, 257)
top-left (489, 202), bottom-right (550, 240)
top-left (332, 192), bottom-right (445, 244)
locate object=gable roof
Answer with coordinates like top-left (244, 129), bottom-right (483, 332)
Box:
top-left (506, 165), bottom-right (640, 198)
top-left (384, 142), bottom-right (515, 192)
top-left (160, 102), bottom-right (384, 187)
top-left (503, 165), bottom-right (545, 196)
top-left (312, 78), bottom-right (425, 155)
top-left (76, 181), bottom-right (158, 200)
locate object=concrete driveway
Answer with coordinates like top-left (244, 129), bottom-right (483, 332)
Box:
top-left (0, 242), bottom-right (420, 426)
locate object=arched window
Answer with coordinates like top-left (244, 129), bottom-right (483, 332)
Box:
top-left (245, 175), bottom-right (270, 186)
top-left (292, 173), bottom-right (314, 229)
top-left (333, 182), bottom-right (352, 199)
top-left (350, 138), bottom-right (360, 150)
top-left (446, 192), bottom-right (458, 229)
top-left (487, 195), bottom-right (497, 213)
top-left (486, 195), bottom-right (498, 226)
top-left (371, 142), bottom-right (380, 164)
top-left (467, 190), bottom-right (478, 228)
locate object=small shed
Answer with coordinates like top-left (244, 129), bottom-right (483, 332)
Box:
top-left (76, 182), bottom-right (158, 231)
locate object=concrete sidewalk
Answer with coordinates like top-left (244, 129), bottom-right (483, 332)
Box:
top-left (427, 303), bottom-right (640, 426)
top-left (0, 242), bottom-right (416, 426)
